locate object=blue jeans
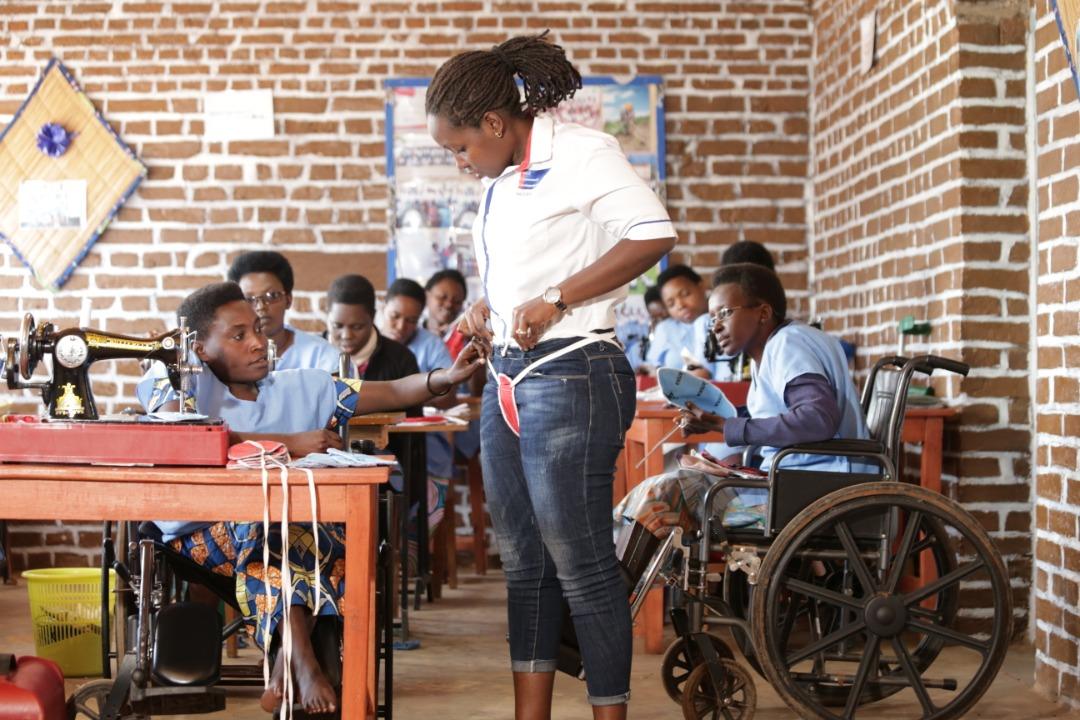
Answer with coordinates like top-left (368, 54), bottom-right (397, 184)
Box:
top-left (481, 337), bottom-right (637, 705)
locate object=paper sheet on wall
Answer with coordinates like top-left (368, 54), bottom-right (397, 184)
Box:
top-left (204, 90), bottom-right (275, 141)
top-left (18, 179), bottom-right (86, 229)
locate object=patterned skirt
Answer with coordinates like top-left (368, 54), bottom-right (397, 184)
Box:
top-left (169, 521), bottom-right (346, 649)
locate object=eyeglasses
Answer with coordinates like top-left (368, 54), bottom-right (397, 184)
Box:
top-left (244, 291), bottom-right (287, 307)
top-left (709, 304), bottom-right (761, 323)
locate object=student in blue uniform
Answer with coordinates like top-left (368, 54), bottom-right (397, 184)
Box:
top-left (645, 264), bottom-right (713, 375)
top-left (618, 264), bottom-right (869, 536)
top-left (227, 250), bottom-right (341, 372)
top-left (380, 278), bottom-right (461, 564)
top-left (143, 282), bottom-right (482, 715)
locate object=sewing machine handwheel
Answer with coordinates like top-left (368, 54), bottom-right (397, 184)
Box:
top-left (18, 313), bottom-right (36, 381)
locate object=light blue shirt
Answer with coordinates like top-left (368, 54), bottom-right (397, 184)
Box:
top-left (407, 328), bottom-right (456, 479)
top-left (278, 325), bottom-right (340, 373)
top-left (749, 322), bottom-right (869, 473)
top-left (645, 316), bottom-right (699, 370)
top-left (151, 368), bottom-right (339, 540)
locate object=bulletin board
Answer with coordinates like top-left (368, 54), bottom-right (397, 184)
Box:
top-left (1052, 0), bottom-right (1080, 101)
top-left (383, 76), bottom-right (667, 340)
top-left (0, 59), bottom-right (146, 290)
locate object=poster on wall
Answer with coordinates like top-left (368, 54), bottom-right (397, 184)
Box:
top-left (1052, 0), bottom-right (1080, 100)
top-left (384, 76), bottom-right (666, 351)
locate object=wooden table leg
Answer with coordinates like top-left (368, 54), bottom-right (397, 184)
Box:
top-left (343, 484), bottom-right (377, 720)
top-left (467, 456), bottom-right (487, 575)
top-left (919, 417), bottom-right (944, 590)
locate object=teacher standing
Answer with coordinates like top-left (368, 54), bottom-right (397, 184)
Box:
top-left (427, 32), bottom-right (675, 720)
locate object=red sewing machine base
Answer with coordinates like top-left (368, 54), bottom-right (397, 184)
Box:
top-left (0, 655), bottom-right (66, 720)
top-left (0, 420), bottom-right (229, 466)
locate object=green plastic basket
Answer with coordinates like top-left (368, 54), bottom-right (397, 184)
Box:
top-left (22, 568), bottom-right (115, 677)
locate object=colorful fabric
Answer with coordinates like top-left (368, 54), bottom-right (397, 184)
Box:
top-left (170, 521), bottom-right (347, 649)
top-left (613, 468), bottom-right (768, 534)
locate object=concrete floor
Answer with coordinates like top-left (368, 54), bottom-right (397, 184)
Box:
top-left (2, 571), bottom-right (1078, 719)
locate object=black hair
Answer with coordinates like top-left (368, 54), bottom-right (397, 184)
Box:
top-left (227, 250), bottom-right (294, 294)
top-left (177, 282), bottom-right (246, 338)
top-left (711, 263), bottom-right (787, 323)
top-left (655, 264), bottom-right (702, 291)
top-left (425, 268), bottom-right (467, 295)
top-left (643, 285), bottom-right (662, 306)
top-left (425, 31), bottom-right (582, 127)
top-left (720, 241), bottom-right (776, 273)
top-left (327, 274), bottom-right (376, 317)
top-left (386, 278), bottom-right (427, 306)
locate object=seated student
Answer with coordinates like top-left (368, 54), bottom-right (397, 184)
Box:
top-left (143, 282), bottom-right (481, 715)
top-left (227, 250), bottom-right (341, 372)
top-left (618, 285), bottom-right (665, 374)
top-left (323, 273), bottom-right (427, 522)
top-left (380, 278), bottom-right (460, 557)
top-left (645, 264), bottom-right (712, 375)
top-left (422, 269), bottom-right (469, 359)
top-left (616, 263), bottom-right (868, 534)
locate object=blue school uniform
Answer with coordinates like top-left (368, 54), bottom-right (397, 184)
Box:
top-left (646, 316), bottom-right (705, 370)
top-left (406, 328), bottom-right (456, 480)
top-left (278, 325), bottom-right (340, 373)
top-left (739, 322), bottom-right (869, 473)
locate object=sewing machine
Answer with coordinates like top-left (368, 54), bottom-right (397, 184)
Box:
top-left (0, 313), bottom-right (229, 466)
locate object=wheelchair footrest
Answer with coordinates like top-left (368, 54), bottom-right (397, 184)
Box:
top-left (151, 602), bottom-right (223, 686)
top-left (133, 685), bottom-right (227, 715)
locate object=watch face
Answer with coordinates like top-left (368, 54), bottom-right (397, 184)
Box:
top-left (544, 288), bottom-right (560, 303)
top-left (56, 334), bottom-right (89, 369)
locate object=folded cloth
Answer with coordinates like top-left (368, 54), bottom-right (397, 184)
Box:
top-left (290, 448), bottom-right (398, 469)
top-left (227, 440), bottom-right (290, 469)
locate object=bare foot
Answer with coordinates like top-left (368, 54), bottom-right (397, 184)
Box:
top-left (292, 656), bottom-right (338, 715)
top-left (259, 649), bottom-right (285, 713)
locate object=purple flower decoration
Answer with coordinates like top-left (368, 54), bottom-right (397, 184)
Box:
top-left (36, 122), bottom-right (73, 157)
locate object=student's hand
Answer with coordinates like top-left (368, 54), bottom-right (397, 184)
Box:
top-left (443, 341), bottom-right (486, 386)
top-left (458, 298), bottom-right (493, 350)
top-left (686, 365), bottom-right (712, 380)
top-left (511, 296), bottom-right (561, 351)
top-left (678, 401), bottom-right (725, 436)
top-left (288, 429), bottom-right (343, 458)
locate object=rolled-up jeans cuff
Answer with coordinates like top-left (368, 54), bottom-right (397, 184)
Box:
top-left (511, 659), bottom-right (558, 673)
top-left (587, 691), bottom-right (631, 706)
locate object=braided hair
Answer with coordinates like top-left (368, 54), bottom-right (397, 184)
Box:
top-left (426, 31), bottom-right (582, 127)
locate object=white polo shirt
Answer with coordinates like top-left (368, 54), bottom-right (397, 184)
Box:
top-left (474, 115), bottom-right (676, 347)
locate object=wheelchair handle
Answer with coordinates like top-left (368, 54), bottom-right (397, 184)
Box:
top-left (909, 355), bottom-right (969, 377)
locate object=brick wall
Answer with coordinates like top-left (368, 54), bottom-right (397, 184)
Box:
top-left (0, 1), bottom-right (813, 568)
top-left (809, 0), bottom-right (1032, 633)
top-left (1033, 0), bottom-right (1080, 707)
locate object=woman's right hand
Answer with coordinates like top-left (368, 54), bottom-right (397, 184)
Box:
top-left (288, 429), bottom-right (344, 458)
top-left (678, 401), bottom-right (725, 436)
top-left (457, 298), bottom-right (493, 355)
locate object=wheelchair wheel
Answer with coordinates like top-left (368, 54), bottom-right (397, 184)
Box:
top-left (751, 483), bottom-right (1010, 720)
top-left (69, 679), bottom-right (146, 720)
top-left (661, 633), bottom-right (735, 703)
top-left (681, 658), bottom-right (756, 720)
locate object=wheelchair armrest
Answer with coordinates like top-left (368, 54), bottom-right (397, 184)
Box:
top-left (777, 439), bottom-right (886, 456)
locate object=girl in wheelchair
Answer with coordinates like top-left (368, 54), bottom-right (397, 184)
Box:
top-left (139, 281), bottom-right (482, 715)
top-left (617, 262), bottom-right (871, 537)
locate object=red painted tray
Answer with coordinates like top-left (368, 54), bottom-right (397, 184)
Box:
top-left (0, 420), bottom-right (229, 466)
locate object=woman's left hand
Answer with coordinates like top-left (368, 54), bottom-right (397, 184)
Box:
top-left (679, 401), bottom-right (725, 436)
top-left (444, 340), bottom-right (486, 386)
top-left (511, 296), bottom-right (562, 351)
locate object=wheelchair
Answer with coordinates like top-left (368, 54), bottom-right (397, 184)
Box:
top-left (69, 500), bottom-right (398, 719)
top-left (563, 355), bottom-right (1013, 720)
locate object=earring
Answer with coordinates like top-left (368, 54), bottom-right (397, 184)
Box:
top-left (495, 131), bottom-right (503, 138)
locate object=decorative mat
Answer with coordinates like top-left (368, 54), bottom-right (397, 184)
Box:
top-left (0, 58), bottom-right (146, 290)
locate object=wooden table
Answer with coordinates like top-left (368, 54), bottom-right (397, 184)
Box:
top-left (0, 463), bottom-right (389, 720)
top-left (621, 401), bottom-right (962, 654)
top-left (348, 411), bottom-right (406, 447)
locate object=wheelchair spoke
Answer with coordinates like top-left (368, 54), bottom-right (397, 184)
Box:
top-left (842, 634), bottom-right (880, 719)
top-left (786, 619), bottom-right (866, 667)
top-left (891, 635), bottom-right (937, 715)
top-left (883, 511), bottom-right (922, 594)
top-left (835, 521), bottom-right (877, 594)
top-left (785, 577), bottom-right (865, 611)
top-left (908, 618), bottom-right (990, 654)
top-left (904, 560), bottom-right (983, 607)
